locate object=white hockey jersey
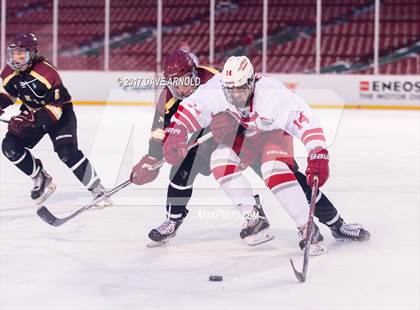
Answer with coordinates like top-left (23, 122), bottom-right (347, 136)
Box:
top-left (172, 74), bottom-right (327, 151)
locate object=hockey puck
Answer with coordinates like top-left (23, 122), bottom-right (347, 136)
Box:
top-left (209, 275), bottom-right (223, 282)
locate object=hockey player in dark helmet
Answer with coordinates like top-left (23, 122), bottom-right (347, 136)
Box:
top-left (0, 33), bottom-right (111, 206)
top-left (163, 49), bottom-right (200, 100)
top-left (131, 49), bottom-right (220, 246)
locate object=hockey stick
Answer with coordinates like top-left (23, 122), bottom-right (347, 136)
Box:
top-left (0, 118), bottom-right (10, 124)
top-left (289, 175), bottom-right (319, 283)
top-left (37, 131), bottom-right (214, 227)
top-left (37, 180), bottom-right (131, 227)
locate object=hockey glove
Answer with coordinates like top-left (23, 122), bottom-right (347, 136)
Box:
top-left (8, 110), bottom-right (36, 136)
top-left (163, 124), bottom-right (189, 166)
top-left (306, 147), bottom-right (329, 187)
top-left (130, 155), bottom-right (162, 185)
top-left (210, 112), bottom-right (239, 144)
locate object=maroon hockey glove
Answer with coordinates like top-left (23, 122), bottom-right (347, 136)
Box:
top-left (163, 124), bottom-right (189, 166)
top-left (306, 147), bottom-right (329, 187)
top-left (210, 112), bottom-right (239, 144)
top-left (130, 155), bottom-right (162, 185)
top-left (8, 110), bottom-right (36, 136)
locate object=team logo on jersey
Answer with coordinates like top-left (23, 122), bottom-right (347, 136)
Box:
top-left (20, 81), bottom-right (27, 88)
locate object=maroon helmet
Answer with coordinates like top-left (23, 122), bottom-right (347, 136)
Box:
top-left (163, 49), bottom-right (198, 99)
top-left (7, 33), bottom-right (39, 71)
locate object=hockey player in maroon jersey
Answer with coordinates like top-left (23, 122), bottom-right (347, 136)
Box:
top-left (130, 49), bottom-right (227, 246)
top-left (162, 55), bottom-right (370, 252)
top-left (0, 33), bottom-right (110, 205)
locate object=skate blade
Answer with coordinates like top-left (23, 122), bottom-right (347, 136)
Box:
top-left (146, 239), bottom-right (170, 248)
top-left (35, 182), bottom-right (57, 205)
top-left (309, 241), bottom-right (328, 256)
top-left (245, 229), bottom-right (275, 246)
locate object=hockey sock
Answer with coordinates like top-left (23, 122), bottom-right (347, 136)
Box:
top-left (58, 147), bottom-right (100, 190)
top-left (262, 161), bottom-right (309, 227)
top-left (11, 149), bottom-right (41, 177)
top-left (166, 183), bottom-right (193, 219)
top-left (214, 170), bottom-right (256, 215)
top-left (294, 170), bottom-right (339, 225)
top-left (70, 155), bottom-right (100, 190)
top-left (271, 184), bottom-right (310, 227)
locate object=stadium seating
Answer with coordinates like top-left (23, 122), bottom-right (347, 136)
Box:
top-left (3, 0), bottom-right (419, 74)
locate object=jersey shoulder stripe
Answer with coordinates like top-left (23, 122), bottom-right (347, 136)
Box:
top-left (165, 96), bottom-right (178, 114)
top-left (30, 61), bottom-right (62, 89)
top-left (1, 66), bottom-right (18, 87)
top-left (197, 65), bottom-right (220, 75)
top-left (29, 70), bottom-right (52, 89)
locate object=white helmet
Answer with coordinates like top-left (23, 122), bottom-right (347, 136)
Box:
top-left (221, 56), bottom-right (255, 107)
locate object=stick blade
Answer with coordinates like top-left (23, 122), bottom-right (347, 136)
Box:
top-left (37, 206), bottom-right (64, 227)
top-left (290, 259), bottom-right (306, 283)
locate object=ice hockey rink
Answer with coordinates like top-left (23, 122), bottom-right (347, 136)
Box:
top-left (0, 104), bottom-right (419, 310)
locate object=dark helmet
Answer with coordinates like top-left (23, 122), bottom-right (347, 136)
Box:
top-left (7, 33), bottom-right (39, 70)
top-left (163, 49), bottom-right (195, 79)
top-left (163, 49), bottom-right (198, 99)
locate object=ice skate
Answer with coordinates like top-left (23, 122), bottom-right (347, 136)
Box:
top-left (90, 183), bottom-right (113, 208)
top-left (329, 217), bottom-right (371, 242)
top-left (31, 161), bottom-right (56, 205)
top-left (298, 223), bottom-right (328, 256)
top-left (240, 195), bottom-right (274, 246)
top-left (147, 212), bottom-right (187, 248)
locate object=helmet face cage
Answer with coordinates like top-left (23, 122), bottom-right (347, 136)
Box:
top-left (167, 67), bottom-right (199, 100)
top-left (7, 47), bottom-right (33, 71)
top-left (222, 75), bottom-right (255, 108)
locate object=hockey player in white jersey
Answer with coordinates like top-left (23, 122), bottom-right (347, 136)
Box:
top-left (162, 56), bottom-right (370, 254)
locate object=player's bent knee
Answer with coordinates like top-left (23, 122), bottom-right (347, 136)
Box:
top-left (261, 160), bottom-right (297, 189)
top-left (56, 144), bottom-right (83, 167)
top-left (261, 158), bottom-right (295, 176)
top-left (1, 135), bottom-right (25, 162)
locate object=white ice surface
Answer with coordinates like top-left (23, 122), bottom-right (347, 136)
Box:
top-left (1, 105), bottom-right (419, 310)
